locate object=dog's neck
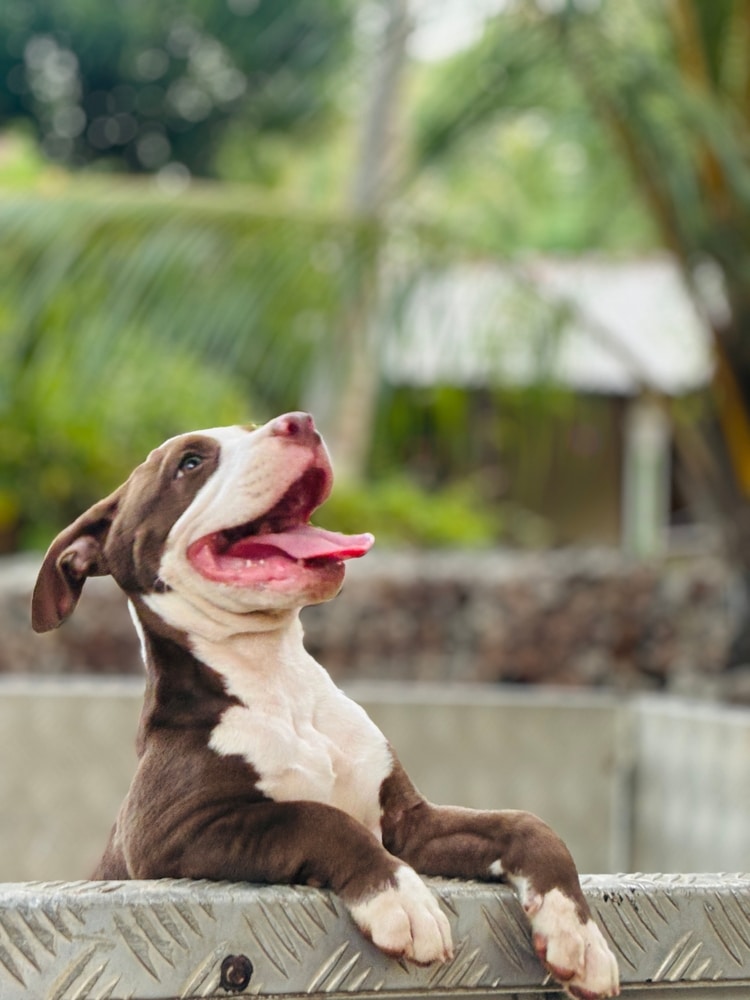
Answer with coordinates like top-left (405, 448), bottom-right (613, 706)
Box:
top-left (129, 596), bottom-right (318, 748)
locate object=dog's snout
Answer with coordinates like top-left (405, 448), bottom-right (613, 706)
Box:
top-left (269, 412), bottom-right (319, 446)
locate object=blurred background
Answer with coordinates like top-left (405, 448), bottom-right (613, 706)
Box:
top-left (0, 0), bottom-right (749, 877)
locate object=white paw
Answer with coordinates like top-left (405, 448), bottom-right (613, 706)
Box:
top-left (349, 866), bottom-right (454, 965)
top-left (526, 888), bottom-right (620, 999)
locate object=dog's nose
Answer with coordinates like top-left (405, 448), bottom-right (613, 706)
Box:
top-left (269, 412), bottom-right (319, 446)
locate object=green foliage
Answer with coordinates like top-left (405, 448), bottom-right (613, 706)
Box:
top-left (0, 130), bottom-right (47, 186)
top-left (318, 476), bottom-right (489, 549)
top-left (0, 183), bottom-right (370, 403)
top-left (0, 330), bottom-right (250, 550)
top-left (408, 7), bottom-right (656, 256)
top-left (0, 0), bottom-right (352, 176)
top-left (408, 117), bottom-right (655, 256)
top-left (317, 475), bottom-right (550, 549)
top-left (0, 181), bottom-right (370, 549)
top-left (7, 0), bottom-right (724, 557)
top-left (0, 172), bottom-right (610, 553)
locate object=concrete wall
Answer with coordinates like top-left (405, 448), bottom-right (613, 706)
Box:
top-left (351, 682), bottom-right (629, 874)
top-left (0, 678), bottom-right (626, 880)
top-left (632, 698), bottom-right (750, 872)
top-left (0, 678), bottom-right (140, 880)
top-left (1, 678), bottom-right (747, 882)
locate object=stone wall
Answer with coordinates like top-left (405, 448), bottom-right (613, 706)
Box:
top-left (2, 557), bottom-right (138, 676)
top-left (2, 549), bottom-right (740, 697)
top-left (304, 550), bottom-right (736, 695)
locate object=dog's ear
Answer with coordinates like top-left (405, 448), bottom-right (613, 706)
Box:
top-left (31, 490), bottom-right (121, 633)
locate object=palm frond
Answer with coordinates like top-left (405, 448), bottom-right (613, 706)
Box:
top-left (0, 180), bottom-right (385, 540)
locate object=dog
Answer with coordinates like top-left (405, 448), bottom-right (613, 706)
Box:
top-left (32, 412), bottom-right (619, 999)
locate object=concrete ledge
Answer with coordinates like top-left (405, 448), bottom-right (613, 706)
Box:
top-left (0, 875), bottom-right (748, 998)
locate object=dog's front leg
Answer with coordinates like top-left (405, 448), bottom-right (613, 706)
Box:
top-left (380, 765), bottom-right (619, 999)
top-left (124, 798), bottom-right (453, 966)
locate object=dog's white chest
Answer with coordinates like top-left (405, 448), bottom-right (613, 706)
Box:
top-left (205, 645), bottom-right (392, 840)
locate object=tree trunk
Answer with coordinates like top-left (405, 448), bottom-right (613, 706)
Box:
top-left (307, 0), bottom-right (411, 482)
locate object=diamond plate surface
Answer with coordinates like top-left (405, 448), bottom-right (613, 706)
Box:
top-left (0, 874), bottom-right (747, 998)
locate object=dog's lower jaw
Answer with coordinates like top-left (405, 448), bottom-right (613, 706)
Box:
top-left (141, 545), bottom-right (345, 641)
top-left (140, 586), bottom-right (313, 649)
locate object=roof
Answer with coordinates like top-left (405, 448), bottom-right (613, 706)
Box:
top-left (382, 256), bottom-right (713, 395)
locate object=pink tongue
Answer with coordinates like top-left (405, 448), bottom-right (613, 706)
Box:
top-left (229, 524), bottom-right (374, 561)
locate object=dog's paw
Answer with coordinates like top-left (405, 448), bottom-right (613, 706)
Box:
top-left (525, 888), bottom-right (619, 999)
top-left (349, 865), bottom-right (454, 965)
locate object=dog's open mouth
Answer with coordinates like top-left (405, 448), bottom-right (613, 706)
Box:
top-left (186, 468), bottom-right (374, 586)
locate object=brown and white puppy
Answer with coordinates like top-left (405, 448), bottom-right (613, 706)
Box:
top-left (32, 412), bottom-right (619, 999)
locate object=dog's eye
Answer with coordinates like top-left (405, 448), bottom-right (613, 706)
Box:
top-left (177, 453), bottom-right (203, 476)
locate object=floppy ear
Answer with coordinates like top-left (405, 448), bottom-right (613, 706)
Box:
top-left (31, 490), bottom-right (121, 633)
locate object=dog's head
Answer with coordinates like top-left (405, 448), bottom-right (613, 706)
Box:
top-left (32, 413), bottom-right (373, 635)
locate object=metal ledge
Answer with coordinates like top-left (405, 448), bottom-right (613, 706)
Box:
top-left (0, 874), bottom-right (748, 999)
